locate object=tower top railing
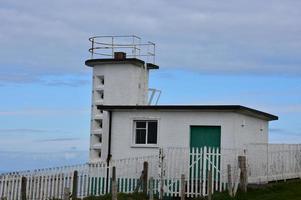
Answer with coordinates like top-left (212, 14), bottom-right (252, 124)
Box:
top-left (88, 35), bottom-right (156, 64)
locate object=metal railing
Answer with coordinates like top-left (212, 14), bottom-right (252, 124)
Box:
top-left (88, 35), bottom-right (156, 64)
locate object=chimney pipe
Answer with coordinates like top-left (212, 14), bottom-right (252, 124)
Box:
top-left (114, 52), bottom-right (126, 60)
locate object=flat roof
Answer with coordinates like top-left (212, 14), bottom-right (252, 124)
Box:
top-left (97, 105), bottom-right (278, 121)
top-left (85, 58), bottom-right (159, 70)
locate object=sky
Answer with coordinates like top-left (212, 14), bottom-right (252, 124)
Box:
top-left (0, 0), bottom-right (301, 172)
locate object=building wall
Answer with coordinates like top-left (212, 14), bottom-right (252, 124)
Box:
top-left (107, 111), bottom-right (269, 160)
top-left (89, 63), bottom-right (149, 162)
top-left (234, 113), bottom-right (269, 148)
top-left (93, 63), bottom-right (149, 105)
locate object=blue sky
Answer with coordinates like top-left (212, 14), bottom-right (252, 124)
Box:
top-left (0, 0), bottom-right (301, 172)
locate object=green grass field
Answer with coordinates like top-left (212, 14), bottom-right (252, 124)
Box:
top-left (208, 180), bottom-right (301, 200)
top-left (51, 180), bottom-right (301, 200)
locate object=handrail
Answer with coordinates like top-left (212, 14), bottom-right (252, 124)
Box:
top-left (88, 35), bottom-right (156, 64)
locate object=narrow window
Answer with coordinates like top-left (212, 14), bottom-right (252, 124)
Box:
top-left (147, 121), bottom-right (157, 144)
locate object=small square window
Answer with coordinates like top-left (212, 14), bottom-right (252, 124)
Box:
top-left (136, 121), bottom-right (146, 128)
top-left (134, 120), bottom-right (158, 145)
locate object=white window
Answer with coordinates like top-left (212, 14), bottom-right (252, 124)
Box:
top-left (134, 120), bottom-right (158, 145)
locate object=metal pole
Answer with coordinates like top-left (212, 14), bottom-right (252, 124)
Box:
top-left (91, 38), bottom-right (94, 59)
top-left (111, 37), bottom-right (114, 58)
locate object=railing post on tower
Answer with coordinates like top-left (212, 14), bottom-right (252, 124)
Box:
top-left (91, 38), bottom-right (94, 59)
top-left (111, 37), bottom-right (114, 58)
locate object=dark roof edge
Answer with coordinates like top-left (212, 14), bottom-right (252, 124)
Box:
top-left (85, 58), bottom-right (159, 70)
top-left (96, 105), bottom-right (279, 121)
top-left (146, 63), bottom-right (159, 69)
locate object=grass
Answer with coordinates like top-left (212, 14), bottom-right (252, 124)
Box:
top-left (202, 180), bottom-right (301, 200)
top-left (49, 180), bottom-right (301, 200)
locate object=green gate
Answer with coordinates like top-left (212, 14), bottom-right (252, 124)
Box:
top-left (189, 126), bottom-right (221, 194)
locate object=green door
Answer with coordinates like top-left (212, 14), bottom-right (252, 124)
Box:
top-left (190, 126), bottom-right (221, 148)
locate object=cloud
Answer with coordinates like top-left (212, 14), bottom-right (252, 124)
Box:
top-left (270, 128), bottom-right (301, 136)
top-left (269, 128), bottom-right (301, 143)
top-left (43, 79), bottom-right (90, 87)
top-left (269, 128), bottom-right (284, 133)
top-left (0, 150), bottom-right (88, 172)
top-left (0, 128), bottom-right (74, 137)
top-left (36, 137), bottom-right (80, 142)
top-left (262, 104), bottom-right (301, 114)
top-left (0, 128), bottom-right (51, 133)
top-left (0, 108), bottom-right (89, 116)
top-left (0, 0), bottom-right (301, 86)
top-left (0, 73), bottom-right (90, 87)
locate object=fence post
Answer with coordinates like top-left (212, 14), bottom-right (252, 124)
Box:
top-left (149, 177), bottom-right (154, 200)
top-left (238, 156), bottom-right (247, 192)
top-left (143, 162), bottom-right (148, 194)
top-left (181, 174), bottom-right (185, 200)
top-left (64, 187), bottom-right (70, 200)
top-left (208, 170), bottom-right (212, 200)
top-left (227, 164), bottom-right (233, 196)
top-left (112, 167), bottom-right (117, 200)
top-left (21, 176), bottom-right (27, 200)
top-left (159, 148), bottom-right (164, 200)
top-left (72, 171), bottom-right (78, 200)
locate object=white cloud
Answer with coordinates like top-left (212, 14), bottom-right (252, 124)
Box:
top-left (0, 0), bottom-right (301, 85)
top-left (0, 108), bottom-right (89, 116)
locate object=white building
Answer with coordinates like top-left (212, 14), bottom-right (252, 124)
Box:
top-left (85, 36), bottom-right (278, 162)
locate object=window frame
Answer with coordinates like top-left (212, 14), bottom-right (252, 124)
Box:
top-left (131, 118), bottom-right (159, 148)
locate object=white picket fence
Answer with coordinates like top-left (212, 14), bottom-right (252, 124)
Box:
top-left (1, 144), bottom-right (301, 199)
top-left (247, 143), bottom-right (301, 183)
top-left (0, 164), bottom-right (88, 200)
top-left (0, 147), bottom-right (227, 199)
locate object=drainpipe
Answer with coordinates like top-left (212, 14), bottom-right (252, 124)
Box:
top-left (106, 110), bottom-right (112, 193)
top-left (107, 110), bottom-right (113, 163)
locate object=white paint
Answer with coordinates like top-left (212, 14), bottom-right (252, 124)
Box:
top-left (107, 110), bottom-right (269, 160)
top-left (89, 62), bottom-right (150, 162)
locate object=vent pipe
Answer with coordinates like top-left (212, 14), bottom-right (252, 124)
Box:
top-left (114, 52), bottom-right (126, 60)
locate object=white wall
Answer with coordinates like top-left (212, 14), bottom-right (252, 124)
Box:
top-left (107, 110), bottom-right (269, 160)
top-left (93, 63), bottom-right (149, 105)
top-left (234, 113), bottom-right (269, 149)
top-left (89, 62), bottom-right (150, 162)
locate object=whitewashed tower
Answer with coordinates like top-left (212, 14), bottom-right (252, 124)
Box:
top-left (85, 36), bottom-right (159, 162)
